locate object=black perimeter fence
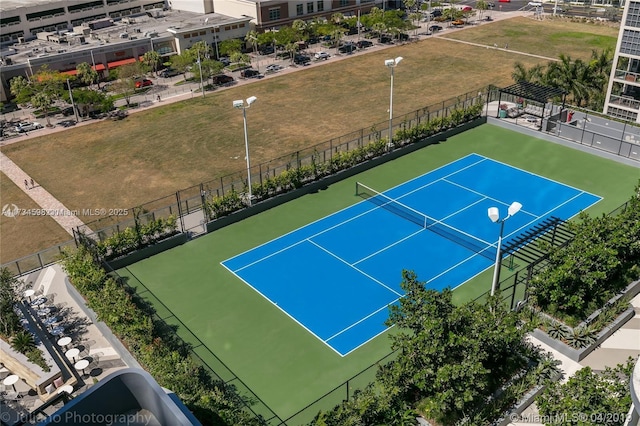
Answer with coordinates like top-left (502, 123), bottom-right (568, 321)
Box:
top-left (2, 85), bottom-right (637, 425)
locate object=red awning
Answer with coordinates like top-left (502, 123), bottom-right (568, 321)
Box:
top-left (93, 63), bottom-right (106, 71)
top-left (107, 57), bottom-right (137, 68)
top-left (61, 69), bottom-right (78, 76)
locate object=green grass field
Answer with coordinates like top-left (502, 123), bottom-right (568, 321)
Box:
top-left (117, 124), bottom-right (640, 423)
top-left (0, 16), bottom-right (619, 264)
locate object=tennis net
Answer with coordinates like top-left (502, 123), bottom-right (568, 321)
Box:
top-left (355, 182), bottom-right (496, 260)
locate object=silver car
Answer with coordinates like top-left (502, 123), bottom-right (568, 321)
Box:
top-left (15, 122), bottom-right (43, 132)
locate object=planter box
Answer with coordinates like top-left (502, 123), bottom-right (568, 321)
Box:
top-left (532, 279), bottom-right (640, 362)
top-left (106, 232), bottom-right (188, 270)
top-left (207, 117), bottom-right (485, 233)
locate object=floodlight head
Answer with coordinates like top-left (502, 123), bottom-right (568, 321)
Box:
top-left (385, 59), bottom-right (395, 67)
top-left (395, 56), bottom-right (403, 65)
top-left (508, 201), bottom-right (522, 217)
top-left (246, 96), bottom-right (257, 106)
top-left (488, 207), bottom-right (499, 223)
top-left (233, 99), bottom-right (244, 109)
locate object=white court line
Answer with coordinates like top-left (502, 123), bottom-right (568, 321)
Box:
top-left (219, 261), bottom-right (347, 357)
top-left (306, 239), bottom-right (403, 297)
top-left (222, 153), bottom-right (485, 265)
top-left (354, 227), bottom-right (425, 265)
top-left (478, 155), bottom-right (603, 201)
top-left (325, 298), bottom-right (401, 343)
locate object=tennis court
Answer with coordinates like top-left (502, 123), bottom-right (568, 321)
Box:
top-left (222, 153), bottom-right (601, 356)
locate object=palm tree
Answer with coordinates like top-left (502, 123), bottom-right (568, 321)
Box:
top-left (11, 330), bottom-right (36, 353)
top-left (142, 51), bottom-right (161, 76)
top-left (76, 62), bottom-right (98, 88)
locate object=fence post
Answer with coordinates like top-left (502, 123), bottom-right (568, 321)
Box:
top-left (176, 191), bottom-right (186, 233)
top-left (510, 271), bottom-right (518, 310)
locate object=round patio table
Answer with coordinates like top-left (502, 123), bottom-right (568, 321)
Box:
top-left (74, 359), bottom-right (90, 376)
top-left (57, 336), bottom-right (72, 348)
top-left (23, 289), bottom-right (35, 301)
top-left (65, 348), bottom-right (80, 363)
top-left (3, 374), bottom-right (19, 392)
top-left (57, 385), bottom-right (74, 395)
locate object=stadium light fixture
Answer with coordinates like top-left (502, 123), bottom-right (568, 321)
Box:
top-left (488, 201), bottom-right (522, 297)
top-left (233, 96), bottom-right (258, 206)
top-left (385, 56), bottom-right (403, 151)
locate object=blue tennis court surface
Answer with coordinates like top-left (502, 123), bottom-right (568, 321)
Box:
top-left (222, 154), bottom-right (601, 356)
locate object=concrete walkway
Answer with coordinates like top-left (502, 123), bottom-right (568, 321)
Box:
top-left (0, 152), bottom-right (87, 236)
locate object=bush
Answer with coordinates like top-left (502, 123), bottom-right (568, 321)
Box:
top-left (61, 248), bottom-right (261, 425)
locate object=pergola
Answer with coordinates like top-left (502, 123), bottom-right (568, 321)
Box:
top-left (497, 81), bottom-right (567, 129)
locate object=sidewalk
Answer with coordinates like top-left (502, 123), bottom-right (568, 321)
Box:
top-left (0, 152), bottom-right (87, 236)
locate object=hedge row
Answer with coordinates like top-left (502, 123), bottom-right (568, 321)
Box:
top-left (61, 247), bottom-right (263, 426)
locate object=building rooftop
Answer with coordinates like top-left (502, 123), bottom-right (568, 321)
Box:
top-left (0, 9), bottom-right (244, 67)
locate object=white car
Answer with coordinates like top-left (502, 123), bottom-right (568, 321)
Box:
top-left (265, 64), bottom-right (283, 72)
top-left (314, 51), bottom-right (330, 60)
top-left (15, 122), bottom-right (43, 132)
top-left (528, 1), bottom-right (542, 6)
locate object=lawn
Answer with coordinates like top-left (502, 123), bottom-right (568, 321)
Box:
top-left (444, 16), bottom-right (618, 59)
top-left (0, 172), bottom-right (73, 262)
top-left (0, 17), bottom-right (619, 263)
top-left (117, 124), bottom-right (640, 423)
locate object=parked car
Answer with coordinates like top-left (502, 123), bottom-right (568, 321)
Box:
top-left (265, 64), bottom-right (283, 73)
top-left (294, 54), bottom-right (311, 65)
top-left (552, 6), bottom-right (564, 12)
top-left (487, 1), bottom-right (495, 7)
top-left (314, 51), bottom-right (330, 60)
top-left (498, 0), bottom-right (510, 3)
top-left (135, 79), bottom-right (153, 88)
top-left (211, 74), bottom-right (234, 85)
top-left (259, 45), bottom-right (274, 55)
top-left (452, 19), bottom-right (465, 26)
top-left (429, 25), bottom-right (443, 32)
top-left (15, 122), bottom-right (43, 132)
top-left (159, 68), bottom-right (180, 78)
top-left (218, 56), bottom-right (231, 66)
top-left (240, 69), bottom-right (260, 78)
top-left (356, 40), bottom-right (373, 49)
top-left (58, 120), bottom-right (76, 127)
top-left (431, 9), bottom-right (443, 17)
top-left (61, 106), bottom-right (75, 116)
top-left (338, 43), bottom-right (357, 54)
top-left (379, 35), bottom-right (393, 44)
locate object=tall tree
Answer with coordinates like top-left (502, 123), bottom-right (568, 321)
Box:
top-left (112, 62), bottom-right (140, 107)
top-left (142, 50), bottom-right (162, 75)
top-left (0, 268), bottom-right (21, 337)
top-left (9, 65), bottom-right (65, 126)
top-left (76, 62), bottom-right (99, 87)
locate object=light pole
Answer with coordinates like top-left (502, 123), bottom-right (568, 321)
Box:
top-left (66, 79), bottom-right (80, 124)
top-left (197, 49), bottom-right (205, 98)
top-left (233, 96), bottom-right (258, 206)
top-left (385, 56), bottom-right (403, 150)
top-left (214, 26), bottom-right (220, 60)
top-left (488, 202), bottom-right (522, 297)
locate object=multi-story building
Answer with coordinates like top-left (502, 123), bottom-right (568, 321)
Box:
top-left (0, 0), bottom-right (388, 102)
top-left (0, 0), bottom-right (167, 47)
top-left (605, 0), bottom-right (640, 122)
